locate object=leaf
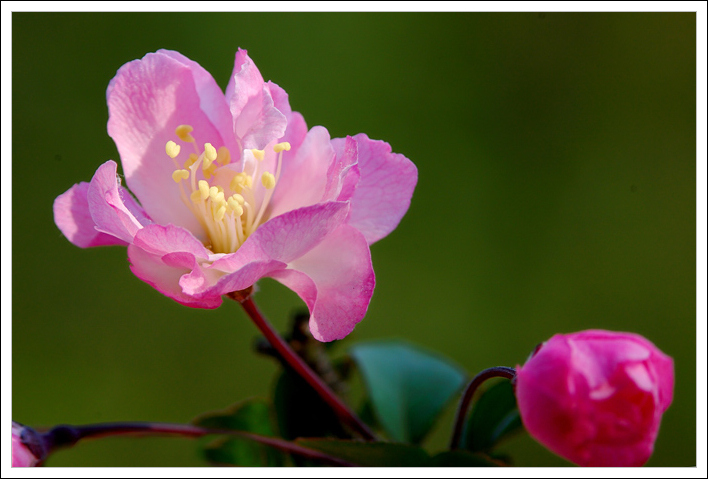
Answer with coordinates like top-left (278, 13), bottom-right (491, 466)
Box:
top-left (202, 436), bottom-right (289, 467)
top-left (193, 398), bottom-right (288, 466)
top-left (296, 439), bottom-right (433, 467)
top-left (461, 379), bottom-right (523, 452)
top-left (273, 369), bottom-right (347, 441)
top-left (350, 340), bottom-right (466, 444)
top-left (431, 450), bottom-right (502, 467)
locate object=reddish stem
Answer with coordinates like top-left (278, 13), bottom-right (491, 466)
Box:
top-left (449, 366), bottom-right (517, 450)
top-left (237, 295), bottom-right (377, 441)
top-left (42, 422), bottom-right (355, 467)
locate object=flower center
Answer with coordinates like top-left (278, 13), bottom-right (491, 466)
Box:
top-left (165, 124), bottom-right (290, 254)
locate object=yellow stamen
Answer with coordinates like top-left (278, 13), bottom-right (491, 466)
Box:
top-left (214, 205), bottom-right (226, 222)
top-left (217, 146), bottom-right (231, 165)
top-left (273, 142), bottom-right (291, 153)
top-left (176, 125), bottom-right (195, 142)
top-left (261, 172), bottom-right (276, 190)
top-left (230, 172), bottom-right (253, 193)
top-left (227, 197), bottom-right (243, 214)
top-left (231, 193), bottom-right (245, 204)
top-left (172, 169), bottom-right (190, 182)
top-left (203, 163), bottom-right (218, 179)
top-left (165, 141), bottom-right (181, 158)
top-left (204, 143), bottom-right (217, 162)
top-left (251, 149), bottom-right (265, 161)
top-left (184, 153), bottom-right (199, 169)
top-left (198, 180), bottom-right (210, 200)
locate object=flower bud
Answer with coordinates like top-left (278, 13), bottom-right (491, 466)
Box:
top-left (515, 330), bottom-right (674, 466)
top-left (12, 421), bottom-right (46, 467)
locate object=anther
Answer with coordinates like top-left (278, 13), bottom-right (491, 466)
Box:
top-left (176, 125), bottom-right (195, 142)
top-left (215, 205), bottom-right (227, 222)
top-left (273, 142), bottom-right (291, 153)
top-left (251, 149), bottom-right (265, 161)
top-left (204, 143), bottom-right (217, 162)
top-left (198, 180), bottom-right (210, 200)
top-left (228, 199), bottom-right (244, 217)
top-left (217, 146), bottom-right (231, 166)
top-left (172, 169), bottom-right (190, 182)
top-left (261, 172), bottom-right (276, 190)
top-left (184, 153), bottom-right (198, 169)
top-left (166, 141), bottom-right (181, 158)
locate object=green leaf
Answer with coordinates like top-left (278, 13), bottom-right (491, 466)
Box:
top-left (273, 369), bottom-right (347, 441)
top-left (296, 439), bottom-right (433, 467)
top-left (193, 398), bottom-right (288, 466)
top-left (202, 436), bottom-right (289, 467)
top-left (462, 379), bottom-right (523, 452)
top-left (431, 450), bottom-right (502, 467)
top-left (350, 340), bottom-right (466, 444)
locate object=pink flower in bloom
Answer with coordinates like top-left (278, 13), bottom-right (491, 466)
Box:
top-left (54, 49), bottom-right (417, 342)
top-left (515, 330), bottom-right (674, 467)
top-left (12, 422), bottom-right (44, 467)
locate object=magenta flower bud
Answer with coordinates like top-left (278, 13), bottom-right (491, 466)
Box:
top-left (12, 422), bottom-right (46, 467)
top-left (515, 330), bottom-right (674, 467)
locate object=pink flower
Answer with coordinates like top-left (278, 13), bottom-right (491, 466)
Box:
top-left (12, 422), bottom-right (44, 467)
top-left (53, 49), bottom-right (417, 342)
top-left (515, 330), bottom-right (674, 466)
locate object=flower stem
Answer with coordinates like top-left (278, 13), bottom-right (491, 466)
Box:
top-left (40, 421), bottom-right (355, 466)
top-left (235, 294), bottom-right (377, 441)
top-left (449, 366), bottom-right (517, 450)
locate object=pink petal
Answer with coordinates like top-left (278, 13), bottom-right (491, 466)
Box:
top-left (269, 224), bottom-right (375, 342)
top-left (54, 181), bottom-right (128, 248)
top-left (333, 133), bottom-right (418, 244)
top-left (225, 49), bottom-right (287, 149)
top-left (157, 50), bottom-right (239, 157)
top-left (87, 160), bottom-right (149, 243)
top-left (128, 224), bottom-right (222, 308)
top-left (241, 201), bottom-right (350, 264)
top-left (128, 243), bottom-right (222, 309)
top-left (269, 126), bottom-right (338, 218)
top-left (196, 201), bottom-right (350, 298)
top-left (132, 222), bottom-right (212, 258)
top-left (330, 135), bottom-right (361, 202)
top-left (107, 50), bottom-right (232, 241)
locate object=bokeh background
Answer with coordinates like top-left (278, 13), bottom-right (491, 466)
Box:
top-left (12, 12), bottom-right (696, 466)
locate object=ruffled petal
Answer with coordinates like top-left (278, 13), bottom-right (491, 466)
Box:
top-left (107, 50), bottom-right (232, 240)
top-left (128, 223), bottom-right (222, 308)
top-left (225, 49), bottom-right (287, 149)
top-left (269, 224), bottom-right (375, 342)
top-left (334, 133), bottom-right (418, 244)
top-left (329, 135), bottom-right (360, 202)
top-left (128, 243), bottom-right (222, 309)
top-left (86, 160), bottom-right (149, 243)
top-left (54, 181), bottom-right (128, 248)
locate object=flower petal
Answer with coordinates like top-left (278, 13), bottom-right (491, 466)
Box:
top-left (269, 224), bottom-right (375, 342)
top-left (225, 49), bottom-right (287, 149)
top-left (54, 181), bottom-right (127, 248)
top-left (332, 134), bottom-right (418, 244)
top-left (107, 50), bottom-right (232, 240)
top-left (86, 160), bottom-right (150, 243)
top-left (128, 243), bottom-right (222, 309)
top-left (269, 126), bottom-right (338, 218)
top-left (128, 223), bottom-right (222, 308)
top-left (193, 201), bottom-right (350, 298)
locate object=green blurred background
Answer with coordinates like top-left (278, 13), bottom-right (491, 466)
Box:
top-left (12, 12), bottom-right (696, 466)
